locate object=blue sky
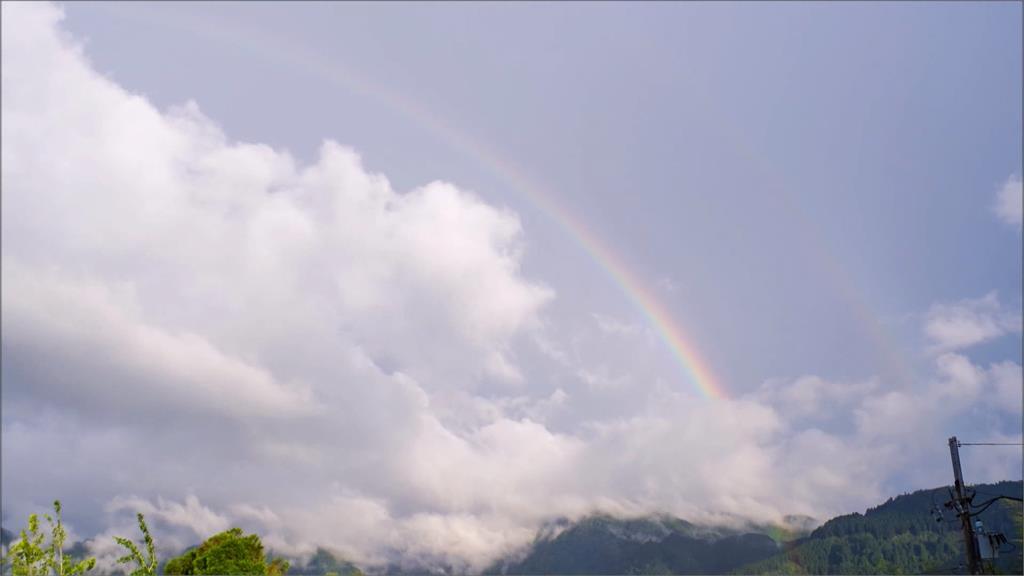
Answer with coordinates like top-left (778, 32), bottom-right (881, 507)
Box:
top-left (2, 2), bottom-right (1021, 570)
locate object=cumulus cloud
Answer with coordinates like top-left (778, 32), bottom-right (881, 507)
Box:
top-left (753, 375), bottom-right (879, 422)
top-left (3, 263), bottom-right (319, 421)
top-left (994, 174), bottom-right (1023, 229)
top-left (923, 291), bottom-right (1021, 353)
top-left (1, 1), bottom-right (554, 565)
top-left (107, 495), bottom-right (232, 540)
top-left (988, 361), bottom-right (1024, 411)
top-left (591, 313), bottom-right (642, 337)
top-left (2, 3), bottom-right (1022, 572)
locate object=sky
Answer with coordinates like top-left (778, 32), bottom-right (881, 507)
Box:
top-left (1, 1), bottom-right (1021, 572)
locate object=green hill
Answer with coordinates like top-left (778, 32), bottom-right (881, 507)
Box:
top-left (485, 482), bottom-right (1022, 575)
top-left (487, 514), bottom-right (797, 575)
top-left (736, 480), bottom-right (1023, 575)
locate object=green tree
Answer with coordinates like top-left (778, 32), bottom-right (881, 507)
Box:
top-left (47, 502), bottom-right (95, 576)
top-left (8, 513), bottom-right (47, 576)
top-left (1001, 499), bottom-right (1023, 573)
top-left (164, 528), bottom-right (287, 576)
top-left (8, 501), bottom-right (95, 576)
top-left (114, 514), bottom-right (157, 576)
top-left (266, 557), bottom-right (289, 576)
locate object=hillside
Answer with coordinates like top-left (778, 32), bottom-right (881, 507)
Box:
top-left (486, 514), bottom-right (802, 575)
top-left (736, 480), bottom-right (1023, 575)
top-left (484, 482), bottom-right (1022, 575)
top-left (286, 548), bottom-right (363, 576)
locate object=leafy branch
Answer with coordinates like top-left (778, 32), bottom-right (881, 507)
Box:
top-left (114, 514), bottom-right (158, 576)
top-left (8, 501), bottom-right (95, 576)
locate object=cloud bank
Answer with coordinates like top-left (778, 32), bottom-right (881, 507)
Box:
top-left (2, 3), bottom-right (1021, 572)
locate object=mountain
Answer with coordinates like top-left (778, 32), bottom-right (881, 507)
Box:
top-left (486, 514), bottom-right (803, 575)
top-left (485, 482), bottom-right (1022, 575)
top-left (286, 547), bottom-right (364, 576)
top-left (736, 480), bottom-right (1023, 575)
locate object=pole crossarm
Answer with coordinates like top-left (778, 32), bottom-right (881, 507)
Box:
top-left (957, 442), bottom-right (1024, 446)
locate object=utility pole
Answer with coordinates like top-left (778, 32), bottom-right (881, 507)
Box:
top-left (948, 436), bottom-right (981, 575)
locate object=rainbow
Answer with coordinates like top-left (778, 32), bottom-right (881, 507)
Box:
top-left (474, 154), bottom-right (728, 400)
top-left (386, 120), bottom-right (727, 400)
top-left (155, 14), bottom-right (728, 399)
top-left (473, 152), bottom-right (724, 397)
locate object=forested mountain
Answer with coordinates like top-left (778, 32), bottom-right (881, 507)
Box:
top-left (485, 514), bottom-right (801, 575)
top-left (486, 482), bottom-right (1022, 575)
top-left (736, 480), bottom-right (1023, 575)
top-left (285, 548), bottom-right (363, 576)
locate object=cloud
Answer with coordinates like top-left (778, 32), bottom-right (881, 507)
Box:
top-left (2, 3), bottom-right (1021, 572)
top-left (107, 495), bottom-right (232, 540)
top-left (923, 291), bottom-right (1021, 353)
top-left (994, 174), bottom-right (1023, 229)
top-left (752, 375), bottom-right (879, 422)
top-left (1, 2), bottom-right (555, 566)
top-left (988, 361), bottom-right (1024, 411)
top-left (3, 262), bottom-right (319, 421)
top-left (591, 313), bottom-right (642, 337)
top-left (656, 276), bottom-right (679, 294)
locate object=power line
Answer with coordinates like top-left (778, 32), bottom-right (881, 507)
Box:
top-left (971, 495), bottom-right (1024, 516)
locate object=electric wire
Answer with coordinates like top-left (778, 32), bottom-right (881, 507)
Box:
top-left (969, 495), bottom-right (1024, 516)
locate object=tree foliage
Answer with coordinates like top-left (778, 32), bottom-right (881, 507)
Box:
top-left (7, 501), bottom-right (95, 576)
top-left (7, 514), bottom-right (47, 576)
top-left (164, 528), bottom-right (288, 576)
top-left (114, 514), bottom-right (157, 576)
top-left (267, 557), bottom-right (289, 576)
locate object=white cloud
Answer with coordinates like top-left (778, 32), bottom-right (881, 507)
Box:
top-left (107, 495), bottom-right (232, 540)
top-left (752, 375), bottom-right (878, 421)
top-left (656, 276), bottom-right (679, 293)
top-left (923, 291), bottom-right (1021, 352)
top-left (1, 2), bottom-right (556, 567)
top-left (933, 352), bottom-right (987, 400)
top-left (994, 174), bottom-right (1023, 229)
top-left (988, 361), bottom-right (1023, 411)
top-left (591, 312), bottom-right (642, 337)
top-left (2, 262), bottom-right (319, 421)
